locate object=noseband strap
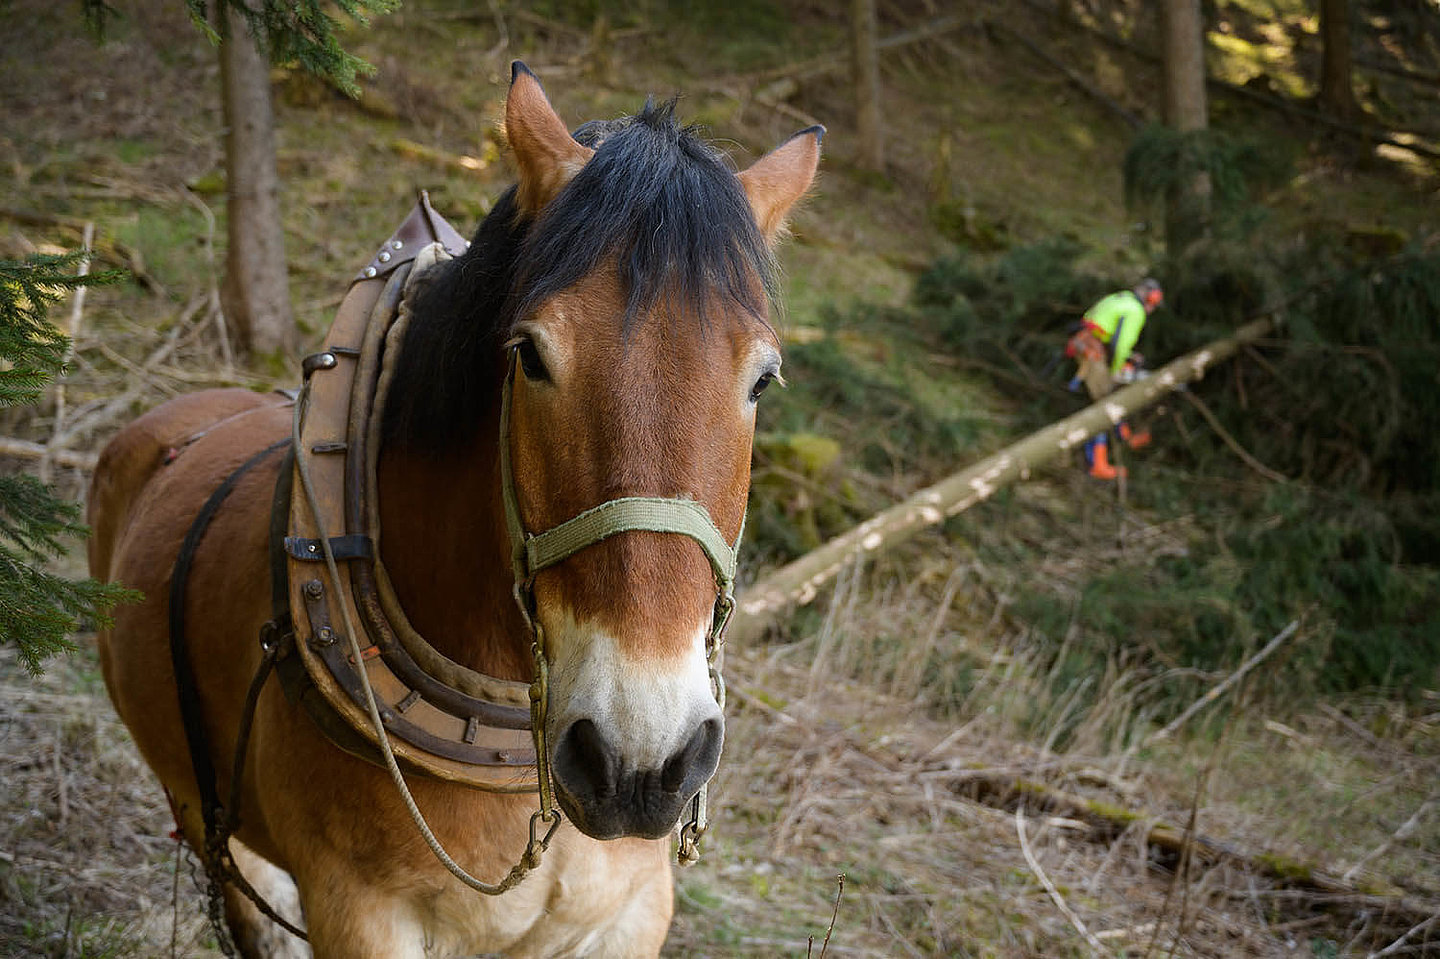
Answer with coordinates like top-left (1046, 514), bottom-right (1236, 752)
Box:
top-left (525, 497), bottom-right (736, 587)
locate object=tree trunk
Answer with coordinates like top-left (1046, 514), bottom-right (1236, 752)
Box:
top-left (729, 317), bottom-right (1276, 644)
top-left (852, 0), bottom-right (883, 173)
top-left (1159, 0), bottom-right (1211, 256)
top-left (1318, 0), bottom-right (1359, 120)
top-left (219, 5), bottom-right (295, 360)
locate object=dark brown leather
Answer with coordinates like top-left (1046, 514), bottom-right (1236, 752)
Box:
top-left (353, 190), bottom-right (471, 283)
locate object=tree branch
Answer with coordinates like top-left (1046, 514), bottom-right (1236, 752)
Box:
top-left (1178, 389), bottom-right (1288, 483)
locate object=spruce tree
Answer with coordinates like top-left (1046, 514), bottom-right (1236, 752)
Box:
top-left (82, 0), bottom-right (400, 96)
top-left (0, 253), bottom-right (136, 674)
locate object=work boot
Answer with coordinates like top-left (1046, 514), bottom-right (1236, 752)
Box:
top-left (1087, 440), bottom-right (1126, 480)
top-left (1118, 422), bottom-right (1152, 449)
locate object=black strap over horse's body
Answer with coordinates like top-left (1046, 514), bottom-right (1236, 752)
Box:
top-left (168, 437), bottom-right (290, 828)
top-left (167, 433), bottom-right (370, 947)
top-left (167, 437), bottom-right (308, 945)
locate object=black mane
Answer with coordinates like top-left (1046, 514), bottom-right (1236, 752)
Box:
top-left (382, 99), bottom-right (775, 453)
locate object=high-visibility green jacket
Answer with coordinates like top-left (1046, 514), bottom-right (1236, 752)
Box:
top-left (1083, 291), bottom-right (1148, 376)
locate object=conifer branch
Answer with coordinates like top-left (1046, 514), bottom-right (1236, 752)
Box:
top-left (0, 254), bottom-right (136, 674)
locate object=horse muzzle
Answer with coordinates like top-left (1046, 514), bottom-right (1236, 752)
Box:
top-left (551, 714), bottom-right (723, 840)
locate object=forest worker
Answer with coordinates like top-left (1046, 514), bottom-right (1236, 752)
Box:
top-left (1065, 277), bottom-right (1164, 480)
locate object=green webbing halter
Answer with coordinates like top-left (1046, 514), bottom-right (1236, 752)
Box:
top-left (497, 349), bottom-right (741, 863)
top-left (524, 496), bottom-right (737, 590)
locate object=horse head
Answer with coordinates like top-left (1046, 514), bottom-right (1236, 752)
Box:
top-left (500, 64), bottom-right (820, 840)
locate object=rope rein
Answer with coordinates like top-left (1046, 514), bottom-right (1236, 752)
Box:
top-left (291, 389), bottom-right (560, 896)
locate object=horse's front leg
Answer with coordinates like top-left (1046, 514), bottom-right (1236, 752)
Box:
top-left (223, 840), bottom-right (309, 959)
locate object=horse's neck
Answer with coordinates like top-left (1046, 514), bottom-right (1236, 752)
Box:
top-left (375, 442), bottom-right (531, 681)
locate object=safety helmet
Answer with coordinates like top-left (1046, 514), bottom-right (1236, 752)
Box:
top-left (1135, 277), bottom-right (1163, 309)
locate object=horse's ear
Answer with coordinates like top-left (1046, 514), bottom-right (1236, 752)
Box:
top-left (505, 61), bottom-right (594, 215)
top-left (738, 126), bottom-right (824, 243)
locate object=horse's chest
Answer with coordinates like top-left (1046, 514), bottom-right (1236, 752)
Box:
top-left (420, 836), bottom-right (672, 958)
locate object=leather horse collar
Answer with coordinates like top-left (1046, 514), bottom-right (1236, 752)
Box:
top-left (279, 193), bottom-right (539, 791)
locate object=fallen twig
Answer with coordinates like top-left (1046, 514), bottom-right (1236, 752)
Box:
top-left (181, 190), bottom-right (234, 372)
top-left (1342, 789), bottom-right (1438, 884)
top-left (91, 342), bottom-right (181, 397)
top-left (42, 221), bottom-right (93, 483)
top-left (1179, 389), bottom-right (1289, 483)
top-left (48, 302), bottom-right (194, 450)
top-left (1016, 805), bottom-right (1110, 953)
top-left (1369, 913), bottom-right (1439, 957)
top-left (1141, 620), bottom-right (1301, 747)
top-left (0, 438), bottom-right (99, 471)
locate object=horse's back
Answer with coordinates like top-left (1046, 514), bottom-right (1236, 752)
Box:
top-left (88, 388), bottom-right (285, 580)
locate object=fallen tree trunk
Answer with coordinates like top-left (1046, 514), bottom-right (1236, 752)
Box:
top-left (730, 316), bottom-right (1275, 642)
top-left (728, 671), bottom-right (1440, 936)
top-left (962, 772), bottom-right (1440, 928)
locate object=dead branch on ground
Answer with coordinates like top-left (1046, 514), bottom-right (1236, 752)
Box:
top-left (1140, 620), bottom-right (1301, 748)
top-left (1016, 805), bottom-right (1112, 953)
top-left (41, 221), bottom-right (93, 483)
top-left (0, 206), bottom-right (160, 292)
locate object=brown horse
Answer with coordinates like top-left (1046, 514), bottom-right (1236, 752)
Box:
top-left (89, 63), bottom-right (820, 957)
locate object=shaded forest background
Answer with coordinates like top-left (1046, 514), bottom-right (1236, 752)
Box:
top-left (1, 0), bottom-right (1437, 956)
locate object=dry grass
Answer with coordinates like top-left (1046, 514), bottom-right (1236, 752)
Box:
top-left (661, 529), bottom-right (1440, 957)
top-left (1, 530), bottom-right (1437, 956)
top-left (0, 645), bottom-right (219, 958)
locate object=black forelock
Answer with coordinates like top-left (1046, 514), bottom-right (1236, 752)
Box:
top-left (516, 97), bottom-right (775, 332)
top-left (383, 98), bottom-right (774, 452)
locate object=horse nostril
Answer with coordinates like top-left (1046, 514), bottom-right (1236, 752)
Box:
top-left (661, 717), bottom-right (723, 794)
top-left (555, 718), bottom-right (618, 798)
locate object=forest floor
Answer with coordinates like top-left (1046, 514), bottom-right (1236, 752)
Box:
top-left (2, 1), bottom-right (1438, 956)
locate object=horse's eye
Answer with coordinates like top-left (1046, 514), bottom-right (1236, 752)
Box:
top-left (516, 339), bottom-right (548, 382)
top-left (750, 371), bottom-right (779, 403)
